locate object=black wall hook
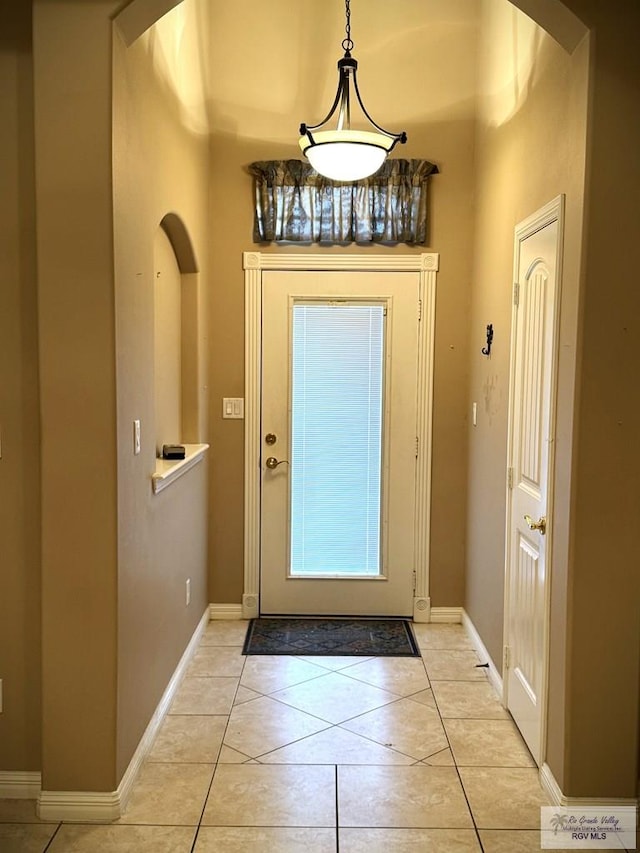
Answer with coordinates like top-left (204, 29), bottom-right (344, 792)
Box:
top-left (482, 323), bottom-right (494, 356)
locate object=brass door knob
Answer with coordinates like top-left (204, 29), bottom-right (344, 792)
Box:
top-left (524, 514), bottom-right (546, 535)
top-left (266, 456), bottom-right (289, 470)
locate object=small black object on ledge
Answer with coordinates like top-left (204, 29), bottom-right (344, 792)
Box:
top-left (162, 444), bottom-right (186, 460)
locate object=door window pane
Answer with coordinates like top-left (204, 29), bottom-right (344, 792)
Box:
top-left (290, 303), bottom-right (385, 577)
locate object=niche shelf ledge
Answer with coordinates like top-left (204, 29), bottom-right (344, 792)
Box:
top-left (152, 443), bottom-right (209, 494)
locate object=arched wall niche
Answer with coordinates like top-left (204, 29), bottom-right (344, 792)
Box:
top-left (114, 0), bottom-right (589, 53)
top-left (160, 211), bottom-right (198, 274)
top-left (155, 214), bottom-right (200, 447)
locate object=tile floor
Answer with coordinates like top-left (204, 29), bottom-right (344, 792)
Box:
top-left (0, 621), bottom-right (632, 852)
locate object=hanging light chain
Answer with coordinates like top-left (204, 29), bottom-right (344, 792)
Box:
top-left (342, 0), bottom-right (354, 55)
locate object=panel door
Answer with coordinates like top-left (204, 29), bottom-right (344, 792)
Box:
top-left (506, 212), bottom-right (561, 764)
top-left (260, 270), bottom-right (419, 616)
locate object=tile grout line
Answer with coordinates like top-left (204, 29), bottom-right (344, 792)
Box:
top-left (188, 642), bottom-right (249, 852)
top-left (41, 821), bottom-right (63, 852)
top-left (427, 650), bottom-right (489, 853)
top-left (335, 764), bottom-right (340, 852)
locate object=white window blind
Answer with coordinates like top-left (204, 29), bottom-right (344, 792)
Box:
top-left (290, 303), bottom-right (386, 577)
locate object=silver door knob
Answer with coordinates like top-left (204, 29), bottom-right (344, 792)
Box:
top-left (524, 514), bottom-right (546, 535)
top-left (266, 456), bottom-right (289, 470)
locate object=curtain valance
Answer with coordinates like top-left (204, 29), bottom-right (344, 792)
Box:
top-left (248, 159), bottom-right (438, 245)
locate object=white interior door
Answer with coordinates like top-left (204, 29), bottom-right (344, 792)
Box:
top-left (260, 270), bottom-right (419, 616)
top-left (505, 198), bottom-right (563, 764)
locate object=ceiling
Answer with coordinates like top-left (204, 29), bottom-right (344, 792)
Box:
top-left (144, 0), bottom-right (482, 139)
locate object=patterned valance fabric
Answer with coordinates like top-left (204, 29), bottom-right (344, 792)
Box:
top-left (248, 159), bottom-right (438, 245)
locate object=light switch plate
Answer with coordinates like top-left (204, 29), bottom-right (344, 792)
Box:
top-left (222, 398), bottom-right (244, 419)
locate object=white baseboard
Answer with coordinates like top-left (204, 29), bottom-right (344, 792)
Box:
top-left (38, 607), bottom-right (210, 823)
top-left (429, 606), bottom-right (462, 623)
top-left (0, 771), bottom-right (41, 799)
top-left (37, 790), bottom-right (122, 822)
top-left (460, 609), bottom-right (503, 699)
top-left (210, 603), bottom-right (243, 621)
top-left (540, 762), bottom-right (639, 808)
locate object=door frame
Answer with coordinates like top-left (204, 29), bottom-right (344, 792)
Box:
top-left (503, 196), bottom-right (564, 766)
top-left (242, 251), bottom-right (439, 621)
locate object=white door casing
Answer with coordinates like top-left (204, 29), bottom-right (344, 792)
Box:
top-left (504, 197), bottom-right (564, 765)
top-left (243, 253), bottom-right (439, 621)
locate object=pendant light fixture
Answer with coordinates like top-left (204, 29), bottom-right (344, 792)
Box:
top-left (299, 0), bottom-right (407, 182)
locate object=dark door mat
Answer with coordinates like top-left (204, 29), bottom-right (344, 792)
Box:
top-left (242, 617), bottom-right (420, 657)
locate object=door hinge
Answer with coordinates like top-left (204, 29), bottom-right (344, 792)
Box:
top-left (418, 299), bottom-right (422, 321)
top-left (412, 569), bottom-right (417, 592)
top-left (507, 467), bottom-right (513, 489)
top-left (415, 436), bottom-right (419, 458)
top-left (513, 282), bottom-right (520, 307)
top-left (503, 645), bottom-right (510, 669)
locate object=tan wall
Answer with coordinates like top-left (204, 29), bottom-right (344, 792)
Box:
top-left (0, 3), bottom-right (41, 773)
top-left (468, 0), bottom-right (590, 791)
top-left (112, 3), bottom-right (211, 779)
top-left (33, 0), bottom-right (121, 792)
top-left (470, 0), bottom-right (640, 798)
top-left (467, 0), bottom-right (588, 677)
top-left (557, 0), bottom-right (640, 798)
top-left (206, 1), bottom-right (481, 608)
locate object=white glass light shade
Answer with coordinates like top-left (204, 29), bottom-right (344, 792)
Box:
top-left (299, 129), bottom-right (392, 181)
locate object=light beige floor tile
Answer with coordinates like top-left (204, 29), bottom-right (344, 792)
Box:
top-left (0, 823), bottom-right (59, 852)
top-left (459, 767), bottom-right (551, 828)
top-left (422, 650), bottom-right (487, 681)
top-left (223, 694), bottom-right (330, 757)
top-left (272, 671), bottom-right (398, 724)
top-left (48, 824), bottom-right (196, 852)
top-left (444, 719), bottom-right (535, 767)
top-left (218, 745), bottom-right (253, 763)
top-left (259, 725), bottom-right (415, 765)
top-left (0, 800), bottom-right (48, 824)
top-left (233, 685), bottom-right (262, 704)
top-left (296, 656), bottom-right (372, 671)
top-left (340, 827), bottom-right (481, 852)
top-left (200, 620), bottom-right (250, 646)
top-left (405, 687), bottom-right (438, 708)
top-left (187, 645), bottom-right (245, 677)
top-left (423, 747), bottom-right (455, 766)
top-left (342, 696), bottom-right (447, 760)
top-left (170, 676), bottom-right (238, 715)
top-left (343, 658), bottom-right (431, 697)
top-left (147, 714), bottom-right (227, 763)
top-left (240, 655), bottom-right (327, 694)
top-left (412, 624), bottom-right (475, 650)
top-left (117, 762), bottom-right (213, 825)
top-left (194, 826), bottom-right (337, 852)
top-left (479, 828), bottom-right (623, 852)
top-left (432, 680), bottom-right (509, 719)
top-left (201, 764), bottom-right (336, 827)
top-left (338, 765), bottom-right (473, 828)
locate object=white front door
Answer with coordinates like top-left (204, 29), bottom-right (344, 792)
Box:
top-left (260, 270), bottom-right (419, 616)
top-left (505, 197), bottom-right (563, 764)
